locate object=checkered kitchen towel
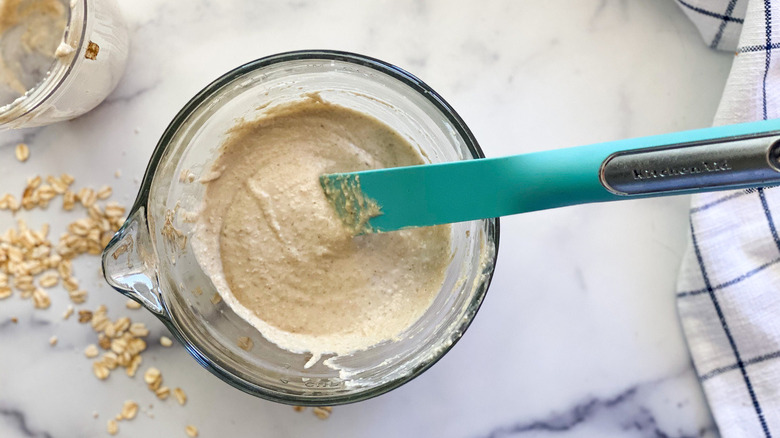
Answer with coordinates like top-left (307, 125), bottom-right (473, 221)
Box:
top-left (675, 0), bottom-right (780, 436)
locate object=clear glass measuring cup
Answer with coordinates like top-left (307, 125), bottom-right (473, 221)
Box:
top-left (101, 51), bottom-right (500, 405)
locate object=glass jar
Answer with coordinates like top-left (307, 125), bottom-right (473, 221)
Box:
top-left (102, 51), bottom-right (500, 405)
top-left (0, 0), bottom-right (129, 129)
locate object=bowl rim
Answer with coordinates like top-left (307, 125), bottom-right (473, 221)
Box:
top-left (127, 49), bottom-right (501, 406)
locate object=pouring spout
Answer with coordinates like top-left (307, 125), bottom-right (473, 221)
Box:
top-left (102, 206), bottom-right (166, 316)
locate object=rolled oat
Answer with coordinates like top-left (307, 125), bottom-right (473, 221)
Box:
top-left (84, 344), bottom-right (99, 358)
top-left (107, 419), bottom-right (118, 435)
top-left (120, 400), bottom-right (138, 420)
top-left (14, 144), bottom-right (29, 162)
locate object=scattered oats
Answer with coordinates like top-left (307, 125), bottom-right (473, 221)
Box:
top-left (104, 202), bottom-right (125, 218)
top-left (104, 323), bottom-right (116, 338)
top-left (210, 293), bottom-right (221, 305)
top-left (21, 177), bottom-right (40, 210)
top-left (126, 354), bottom-right (142, 377)
top-left (0, 194), bottom-right (16, 210)
top-left (28, 175), bottom-right (42, 188)
top-left (68, 289), bottom-right (87, 304)
top-left (96, 186), bottom-right (112, 200)
top-left (118, 351), bottom-right (133, 368)
top-left (125, 299), bottom-right (142, 309)
top-left (6, 194), bottom-right (19, 211)
top-left (78, 310), bottom-right (94, 323)
top-left (107, 419), bottom-right (118, 435)
top-left (60, 173), bottom-right (75, 185)
top-left (0, 178), bottom-right (137, 390)
top-left (16, 276), bottom-right (34, 294)
top-left (32, 288), bottom-right (50, 309)
top-left (293, 406), bottom-right (306, 412)
top-left (127, 338), bottom-right (147, 355)
top-left (155, 386), bottom-right (170, 400)
top-left (98, 334), bottom-right (111, 350)
top-left (62, 276), bottom-right (78, 292)
top-left (114, 169), bottom-right (121, 178)
top-left (148, 376), bottom-right (162, 391)
top-left (92, 314), bottom-right (110, 332)
top-left (237, 336), bottom-right (253, 351)
top-left (102, 352), bottom-right (118, 370)
top-left (113, 317), bottom-right (130, 334)
top-left (36, 185), bottom-right (56, 206)
top-left (39, 271), bottom-right (59, 288)
top-left (47, 175), bottom-right (68, 194)
top-left (49, 335), bottom-right (58, 346)
top-left (10, 317), bottom-right (18, 323)
top-left (120, 400), bottom-right (138, 420)
top-left (160, 336), bottom-right (173, 347)
top-left (46, 254), bottom-right (61, 269)
top-left (80, 307), bottom-right (150, 382)
top-left (87, 204), bottom-right (103, 222)
top-left (173, 387), bottom-right (187, 405)
top-left (57, 259), bottom-right (73, 278)
top-left (312, 406), bottom-right (333, 420)
top-left (77, 187), bottom-right (97, 208)
top-left (129, 322), bottom-right (149, 337)
top-left (62, 305), bottom-right (74, 320)
top-left (85, 344), bottom-right (99, 358)
top-left (62, 190), bottom-right (76, 210)
top-left (192, 287), bottom-right (202, 296)
top-left (93, 361), bottom-right (110, 380)
top-left (144, 367), bottom-right (161, 386)
top-left (15, 143), bottom-right (29, 162)
top-left (185, 425), bottom-right (198, 438)
top-left (69, 217), bottom-right (91, 236)
top-left (110, 338), bottom-right (128, 354)
top-left (93, 411), bottom-right (99, 419)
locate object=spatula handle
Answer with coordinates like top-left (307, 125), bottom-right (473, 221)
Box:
top-left (599, 128), bottom-right (780, 196)
top-left (479, 118), bottom-right (780, 215)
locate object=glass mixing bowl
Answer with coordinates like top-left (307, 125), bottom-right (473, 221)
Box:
top-left (102, 50), bottom-right (499, 405)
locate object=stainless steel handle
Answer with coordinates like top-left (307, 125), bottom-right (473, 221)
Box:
top-left (600, 133), bottom-right (780, 195)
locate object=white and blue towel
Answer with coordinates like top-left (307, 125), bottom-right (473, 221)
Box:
top-left (675, 0), bottom-right (780, 436)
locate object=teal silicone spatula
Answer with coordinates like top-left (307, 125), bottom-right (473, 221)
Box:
top-left (320, 119), bottom-right (780, 234)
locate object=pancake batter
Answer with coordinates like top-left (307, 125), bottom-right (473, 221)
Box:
top-left (193, 97), bottom-right (451, 365)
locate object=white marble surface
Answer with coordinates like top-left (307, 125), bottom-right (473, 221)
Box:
top-left (0, 1), bottom-right (735, 437)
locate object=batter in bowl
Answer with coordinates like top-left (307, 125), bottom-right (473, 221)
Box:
top-left (193, 96), bottom-right (451, 366)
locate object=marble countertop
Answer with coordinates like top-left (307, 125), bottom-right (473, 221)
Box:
top-left (0, 1), bottom-right (733, 437)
